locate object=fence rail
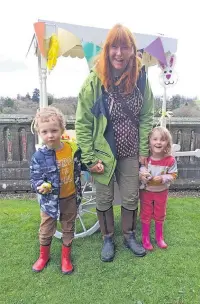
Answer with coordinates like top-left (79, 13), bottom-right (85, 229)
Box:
top-left (1, 115), bottom-right (200, 192)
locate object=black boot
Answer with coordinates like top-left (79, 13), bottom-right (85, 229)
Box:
top-left (101, 236), bottom-right (115, 262)
top-left (96, 207), bottom-right (115, 262)
top-left (121, 206), bottom-right (146, 257)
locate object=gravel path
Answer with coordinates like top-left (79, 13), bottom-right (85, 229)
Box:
top-left (0, 193), bottom-right (37, 200)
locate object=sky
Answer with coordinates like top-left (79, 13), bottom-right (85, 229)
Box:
top-left (0, 0), bottom-right (200, 99)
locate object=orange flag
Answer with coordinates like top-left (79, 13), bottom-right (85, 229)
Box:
top-left (34, 22), bottom-right (46, 57)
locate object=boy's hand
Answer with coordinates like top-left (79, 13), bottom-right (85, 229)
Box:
top-left (37, 182), bottom-right (52, 194)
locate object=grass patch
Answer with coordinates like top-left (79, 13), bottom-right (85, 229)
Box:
top-left (0, 198), bottom-right (200, 304)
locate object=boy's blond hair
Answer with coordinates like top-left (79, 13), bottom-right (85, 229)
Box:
top-left (31, 106), bottom-right (66, 133)
top-left (149, 126), bottom-right (173, 155)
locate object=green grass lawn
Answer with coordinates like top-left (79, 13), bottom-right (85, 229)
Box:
top-left (0, 197), bottom-right (200, 304)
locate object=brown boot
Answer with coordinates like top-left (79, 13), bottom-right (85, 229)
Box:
top-left (121, 207), bottom-right (146, 257)
top-left (96, 207), bottom-right (115, 262)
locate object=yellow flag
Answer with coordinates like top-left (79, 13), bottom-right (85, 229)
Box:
top-left (47, 34), bottom-right (59, 71)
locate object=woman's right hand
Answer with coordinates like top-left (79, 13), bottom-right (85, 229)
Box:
top-left (89, 160), bottom-right (104, 174)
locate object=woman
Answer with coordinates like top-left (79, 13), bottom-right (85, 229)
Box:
top-left (75, 24), bottom-right (154, 262)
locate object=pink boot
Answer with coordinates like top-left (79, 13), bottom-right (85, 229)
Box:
top-left (142, 223), bottom-right (153, 251)
top-left (155, 222), bottom-right (168, 249)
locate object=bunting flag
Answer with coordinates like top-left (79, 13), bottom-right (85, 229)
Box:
top-left (47, 34), bottom-right (59, 72)
top-left (81, 42), bottom-right (101, 68)
top-left (144, 37), bottom-right (167, 66)
top-left (34, 22), bottom-right (46, 57)
top-left (57, 28), bottom-right (81, 57)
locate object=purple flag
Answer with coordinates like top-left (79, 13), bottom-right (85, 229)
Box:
top-left (144, 37), bottom-right (167, 66)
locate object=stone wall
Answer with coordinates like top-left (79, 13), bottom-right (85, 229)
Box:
top-left (0, 115), bottom-right (200, 192)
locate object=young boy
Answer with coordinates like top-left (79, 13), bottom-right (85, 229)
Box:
top-left (30, 106), bottom-right (82, 274)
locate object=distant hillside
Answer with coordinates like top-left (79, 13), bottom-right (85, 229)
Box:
top-left (0, 97), bottom-right (78, 115)
top-left (0, 94), bottom-right (198, 117)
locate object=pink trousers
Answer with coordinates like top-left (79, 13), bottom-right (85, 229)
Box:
top-left (140, 190), bottom-right (168, 224)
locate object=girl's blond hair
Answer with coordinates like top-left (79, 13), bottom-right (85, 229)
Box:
top-left (149, 126), bottom-right (173, 155)
top-left (31, 106), bottom-right (66, 133)
top-left (95, 23), bottom-right (141, 94)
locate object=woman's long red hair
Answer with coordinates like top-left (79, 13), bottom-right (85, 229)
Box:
top-left (95, 24), bottom-right (141, 94)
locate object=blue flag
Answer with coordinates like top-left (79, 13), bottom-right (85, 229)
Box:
top-left (82, 42), bottom-right (101, 69)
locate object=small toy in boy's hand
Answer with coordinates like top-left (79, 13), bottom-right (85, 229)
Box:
top-left (42, 182), bottom-right (52, 190)
top-left (37, 182), bottom-right (52, 194)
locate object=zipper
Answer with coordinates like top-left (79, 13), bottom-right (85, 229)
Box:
top-left (53, 150), bottom-right (60, 201)
top-left (94, 149), bottom-right (111, 158)
top-left (72, 147), bottom-right (80, 200)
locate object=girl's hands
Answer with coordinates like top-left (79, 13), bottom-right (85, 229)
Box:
top-left (152, 176), bottom-right (162, 183)
top-left (140, 171), bottom-right (152, 183)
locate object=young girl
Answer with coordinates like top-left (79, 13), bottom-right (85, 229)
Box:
top-left (139, 126), bottom-right (177, 250)
top-left (30, 106), bottom-right (82, 274)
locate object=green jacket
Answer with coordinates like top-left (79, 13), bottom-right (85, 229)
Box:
top-left (75, 70), bottom-right (154, 185)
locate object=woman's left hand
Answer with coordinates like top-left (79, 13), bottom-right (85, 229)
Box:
top-left (89, 160), bottom-right (104, 174)
top-left (139, 156), bottom-right (148, 167)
